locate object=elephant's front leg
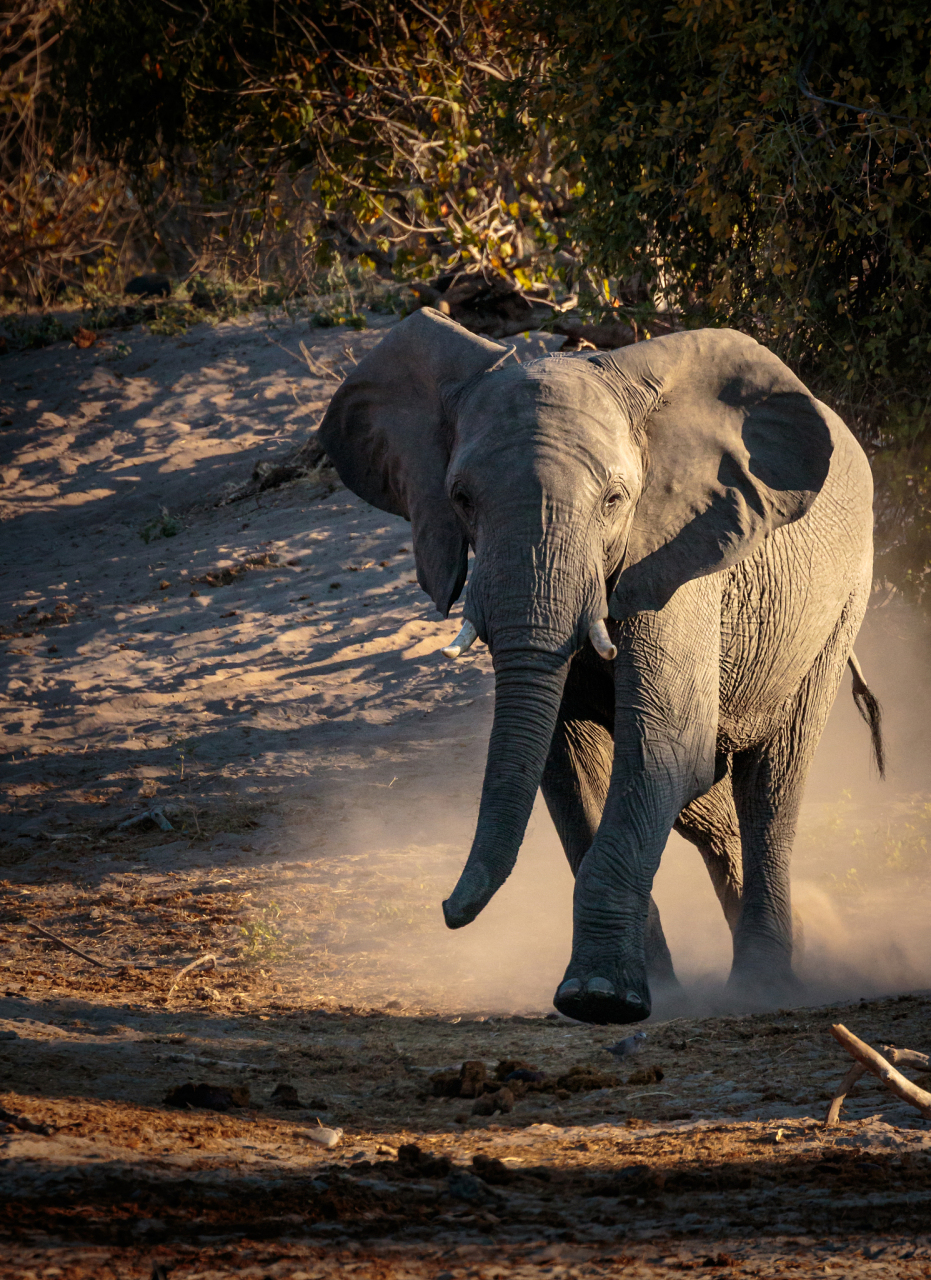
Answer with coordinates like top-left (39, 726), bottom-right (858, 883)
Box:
top-left (554, 578), bottom-right (721, 1025)
top-left (541, 649), bottom-right (678, 986)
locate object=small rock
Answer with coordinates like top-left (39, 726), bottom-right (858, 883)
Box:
top-left (447, 1168), bottom-right (499, 1204)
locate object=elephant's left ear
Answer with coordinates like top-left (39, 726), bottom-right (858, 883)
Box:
top-left (596, 329), bottom-right (836, 620)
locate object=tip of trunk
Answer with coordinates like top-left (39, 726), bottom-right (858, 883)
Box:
top-left (442, 873), bottom-right (492, 929)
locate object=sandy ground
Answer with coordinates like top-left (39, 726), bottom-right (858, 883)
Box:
top-left (2, 307), bottom-right (931, 1276)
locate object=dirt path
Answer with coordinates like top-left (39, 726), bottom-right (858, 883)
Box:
top-left (2, 307), bottom-right (931, 1274)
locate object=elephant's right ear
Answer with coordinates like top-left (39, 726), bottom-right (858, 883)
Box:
top-left (318, 308), bottom-right (513, 616)
top-left (595, 329), bottom-right (835, 620)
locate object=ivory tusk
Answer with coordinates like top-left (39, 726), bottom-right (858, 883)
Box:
top-left (589, 618), bottom-right (617, 661)
top-left (441, 620), bottom-right (479, 660)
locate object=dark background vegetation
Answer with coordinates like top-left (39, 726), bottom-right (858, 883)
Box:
top-left (1, 0), bottom-right (929, 598)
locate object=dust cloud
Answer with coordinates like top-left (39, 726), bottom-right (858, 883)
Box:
top-left (309, 594), bottom-right (931, 1020)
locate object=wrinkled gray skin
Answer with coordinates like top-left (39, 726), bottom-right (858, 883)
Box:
top-left (319, 309), bottom-right (876, 1025)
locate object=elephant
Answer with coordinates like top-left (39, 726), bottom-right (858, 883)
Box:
top-left (318, 307), bottom-right (884, 1025)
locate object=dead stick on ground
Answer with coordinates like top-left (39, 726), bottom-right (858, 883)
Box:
top-left (167, 953), bottom-right (218, 1001)
top-left (830, 1024), bottom-right (931, 1122)
top-left (0, 1105), bottom-right (53, 1136)
top-left (881, 1045), bottom-right (931, 1070)
top-left (826, 1060), bottom-right (867, 1127)
top-left (27, 922), bottom-right (111, 970)
top-left (826, 1040), bottom-right (930, 1126)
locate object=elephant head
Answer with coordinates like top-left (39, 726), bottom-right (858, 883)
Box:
top-left (319, 309), bottom-right (833, 956)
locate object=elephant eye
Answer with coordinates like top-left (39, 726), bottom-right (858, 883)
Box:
top-left (452, 485), bottom-right (474, 518)
top-left (603, 485), bottom-right (629, 512)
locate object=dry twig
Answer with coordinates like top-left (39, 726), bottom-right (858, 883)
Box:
top-left (27, 921), bottom-right (111, 970)
top-left (299, 340), bottom-right (343, 381)
top-left (167, 952), bottom-right (218, 1001)
top-left (881, 1045), bottom-right (931, 1070)
top-left (825, 1060), bottom-right (867, 1127)
top-left (828, 1024), bottom-right (931, 1123)
top-left (167, 1051), bottom-right (277, 1072)
top-left (0, 1105), bottom-right (53, 1135)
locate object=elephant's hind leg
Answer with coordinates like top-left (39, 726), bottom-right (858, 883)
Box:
top-left (728, 619), bottom-right (854, 997)
top-left (675, 766), bottom-right (743, 933)
top-left (541, 655), bottom-right (677, 985)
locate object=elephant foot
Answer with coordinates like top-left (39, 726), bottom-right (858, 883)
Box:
top-left (725, 963), bottom-right (803, 1012)
top-left (553, 971), bottom-right (651, 1026)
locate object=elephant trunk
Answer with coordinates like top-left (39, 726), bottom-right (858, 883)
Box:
top-left (443, 648), bottom-right (569, 928)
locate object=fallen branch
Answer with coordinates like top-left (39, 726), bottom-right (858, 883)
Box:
top-left (829, 1024), bottom-right (931, 1122)
top-left (27, 922), bottom-right (111, 970)
top-left (298, 339), bottom-right (343, 381)
top-left (0, 1105), bottom-right (54, 1135)
top-left (166, 1051), bottom-right (278, 1072)
top-left (167, 952), bottom-right (218, 1001)
top-left (215, 431), bottom-right (335, 505)
top-left (881, 1045), bottom-right (931, 1071)
top-left (116, 806), bottom-right (173, 833)
top-left (825, 1060), bottom-right (867, 1127)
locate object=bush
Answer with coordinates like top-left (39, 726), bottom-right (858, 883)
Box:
top-left (514, 0), bottom-right (931, 418)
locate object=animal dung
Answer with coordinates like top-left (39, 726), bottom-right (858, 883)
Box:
top-left (471, 1086), bottom-right (515, 1116)
top-left (396, 1143), bottom-right (451, 1176)
top-left (164, 1081), bottom-right (250, 1112)
top-left (626, 1065), bottom-right (665, 1086)
top-left (457, 1060), bottom-right (487, 1098)
top-left (471, 1152), bottom-right (514, 1184)
top-left (270, 1083), bottom-right (303, 1109)
top-left (431, 1057), bottom-right (620, 1100)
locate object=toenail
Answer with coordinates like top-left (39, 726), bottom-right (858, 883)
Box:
top-left (625, 990), bottom-right (643, 1005)
top-left (585, 977), bottom-right (615, 996)
top-left (557, 979), bottom-right (582, 999)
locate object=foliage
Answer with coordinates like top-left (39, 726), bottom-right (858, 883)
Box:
top-left (0, 311), bottom-right (72, 347)
top-left (872, 441), bottom-right (931, 605)
top-left (239, 903), bottom-right (289, 964)
top-left (801, 789), bottom-right (931, 895)
top-left (52, 0), bottom-right (581, 292)
top-left (140, 505), bottom-right (183, 544)
top-left (0, 0), bottom-right (143, 298)
top-left (514, 0), bottom-right (931, 407)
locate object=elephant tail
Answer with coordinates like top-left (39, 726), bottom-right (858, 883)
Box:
top-left (848, 652), bottom-right (885, 779)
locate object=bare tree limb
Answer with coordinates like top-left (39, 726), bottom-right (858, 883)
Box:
top-left (26, 921), bottom-right (112, 970)
top-left (829, 1023), bottom-right (931, 1121)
